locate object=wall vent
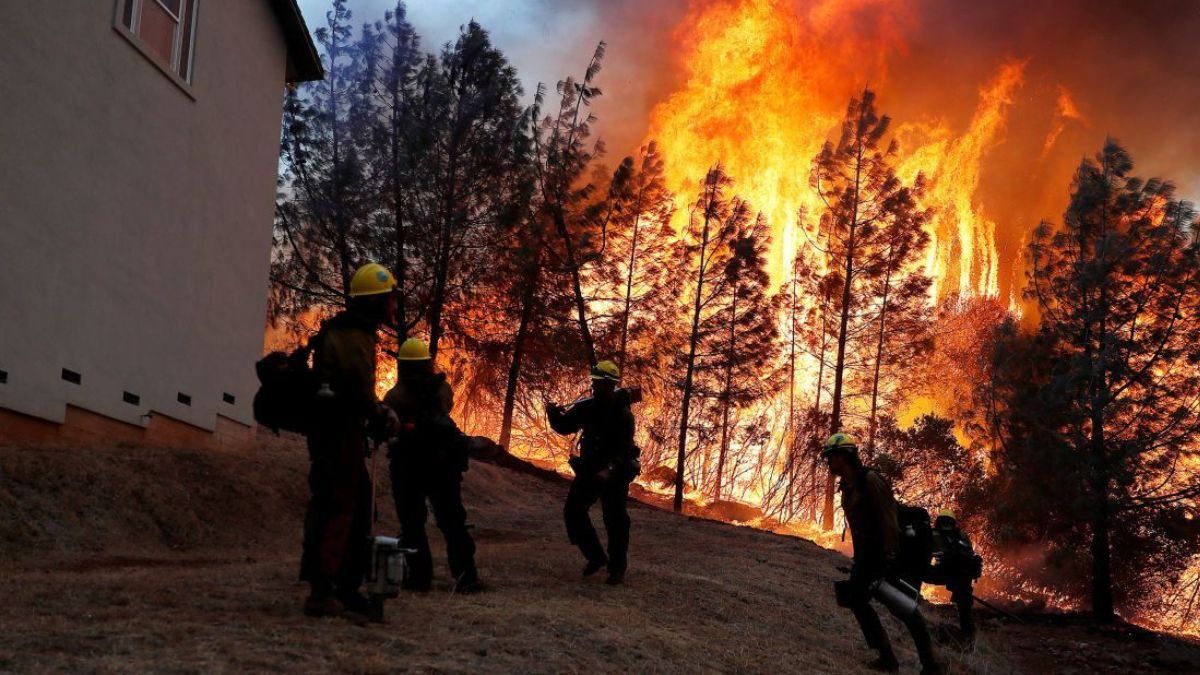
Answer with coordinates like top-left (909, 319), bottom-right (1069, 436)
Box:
top-left (123, 391), bottom-right (141, 406)
top-left (222, 392), bottom-right (236, 405)
top-left (177, 392), bottom-right (192, 406)
top-left (0, 369), bottom-right (7, 384)
top-left (61, 368), bottom-right (81, 384)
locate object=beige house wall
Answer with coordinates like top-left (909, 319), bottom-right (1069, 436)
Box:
top-left (0, 1), bottom-right (292, 433)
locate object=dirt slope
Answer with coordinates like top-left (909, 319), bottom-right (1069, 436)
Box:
top-left (0, 438), bottom-right (1195, 673)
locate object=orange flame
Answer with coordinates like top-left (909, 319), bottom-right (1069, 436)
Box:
top-left (647, 0), bottom-right (1020, 300)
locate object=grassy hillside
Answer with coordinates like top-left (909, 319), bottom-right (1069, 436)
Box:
top-left (0, 438), bottom-right (1194, 673)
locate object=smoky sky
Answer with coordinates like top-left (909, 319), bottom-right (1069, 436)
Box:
top-left (295, 0), bottom-right (687, 161)
top-left (295, 0), bottom-right (1200, 236)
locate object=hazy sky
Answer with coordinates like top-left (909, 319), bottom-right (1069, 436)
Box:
top-left (294, 0), bottom-right (685, 158)
top-left (296, 1), bottom-right (600, 98)
top-left (292, 0), bottom-right (1200, 207)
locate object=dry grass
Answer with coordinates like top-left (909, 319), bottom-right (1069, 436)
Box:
top-left (0, 439), bottom-right (1194, 673)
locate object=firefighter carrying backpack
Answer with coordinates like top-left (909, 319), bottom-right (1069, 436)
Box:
top-left (253, 336), bottom-right (320, 435)
top-left (896, 504), bottom-right (935, 584)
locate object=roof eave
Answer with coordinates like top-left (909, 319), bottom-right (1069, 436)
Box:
top-left (270, 0), bottom-right (324, 83)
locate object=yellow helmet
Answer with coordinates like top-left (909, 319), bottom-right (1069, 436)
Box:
top-left (937, 508), bottom-right (957, 522)
top-left (590, 360), bottom-right (621, 382)
top-left (821, 432), bottom-right (858, 460)
top-left (349, 263), bottom-right (397, 297)
top-left (397, 338), bottom-right (431, 361)
top-left (824, 432), bottom-right (857, 451)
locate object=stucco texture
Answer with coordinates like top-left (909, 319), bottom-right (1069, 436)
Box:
top-left (0, 1), bottom-right (291, 431)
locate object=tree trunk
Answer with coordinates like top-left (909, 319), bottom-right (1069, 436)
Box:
top-left (866, 264), bottom-right (893, 458)
top-left (1089, 153), bottom-right (1115, 622)
top-left (714, 292), bottom-right (737, 501)
top-left (675, 188), bottom-right (716, 512)
top-left (427, 148), bottom-right (459, 360)
top-left (499, 250), bottom-right (542, 450)
top-left (617, 193), bottom-right (645, 367)
top-left (782, 275), bottom-right (799, 517)
top-left (390, 86), bottom-right (408, 346)
top-left (822, 110), bottom-right (866, 531)
top-left (552, 207), bottom-right (597, 366)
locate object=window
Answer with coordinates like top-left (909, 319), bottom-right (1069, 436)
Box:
top-left (117, 0), bottom-right (199, 83)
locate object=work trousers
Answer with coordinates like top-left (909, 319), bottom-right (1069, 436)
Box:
top-left (564, 472), bottom-right (630, 572)
top-left (846, 567), bottom-right (938, 668)
top-left (390, 453), bottom-right (477, 589)
top-left (300, 421), bottom-right (371, 596)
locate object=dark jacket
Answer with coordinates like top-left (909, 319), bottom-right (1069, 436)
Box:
top-left (548, 396), bottom-right (636, 474)
top-left (384, 370), bottom-right (469, 470)
top-left (312, 310), bottom-right (378, 421)
top-left (840, 468), bottom-right (900, 573)
top-left (931, 527), bottom-right (979, 581)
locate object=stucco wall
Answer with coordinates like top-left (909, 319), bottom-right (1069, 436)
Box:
top-left (0, 1), bottom-right (289, 431)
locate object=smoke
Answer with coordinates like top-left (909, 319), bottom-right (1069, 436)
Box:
top-left (297, 0), bottom-right (1200, 295)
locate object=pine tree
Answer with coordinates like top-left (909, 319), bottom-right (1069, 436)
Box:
top-left (609, 141), bottom-right (676, 372)
top-left (991, 140), bottom-right (1200, 621)
top-left (859, 190), bottom-right (933, 457)
top-left (673, 165), bottom-right (752, 511)
top-left (698, 214), bottom-right (781, 501)
top-left (272, 0), bottom-right (378, 318)
top-left (532, 43), bottom-right (610, 366)
top-left (357, 1), bottom-right (422, 339)
top-left (809, 89), bottom-right (929, 529)
top-left (405, 22), bottom-right (524, 360)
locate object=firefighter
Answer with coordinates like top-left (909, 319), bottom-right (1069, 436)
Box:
top-left (301, 262), bottom-right (397, 620)
top-left (384, 337), bottom-right (488, 594)
top-left (547, 361), bottom-right (639, 585)
top-left (825, 433), bottom-right (942, 674)
top-left (926, 509), bottom-right (980, 645)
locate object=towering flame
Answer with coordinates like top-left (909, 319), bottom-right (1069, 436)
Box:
top-left (647, 0), bottom-right (913, 281)
top-left (897, 61), bottom-right (1024, 298)
top-left (647, 0), bottom-right (1020, 298)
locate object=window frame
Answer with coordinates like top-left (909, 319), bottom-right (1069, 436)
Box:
top-left (113, 0), bottom-right (200, 97)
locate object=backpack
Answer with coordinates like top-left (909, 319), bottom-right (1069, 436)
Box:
top-left (895, 504), bottom-right (934, 583)
top-left (253, 337), bottom-right (320, 435)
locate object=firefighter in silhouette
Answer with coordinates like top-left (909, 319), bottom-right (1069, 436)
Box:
top-left (547, 361), bottom-right (639, 585)
top-left (926, 509), bottom-right (981, 645)
top-left (384, 337), bottom-right (493, 594)
top-left (825, 433), bottom-right (942, 674)
top-left (302, 263), bottom-right (397, 620)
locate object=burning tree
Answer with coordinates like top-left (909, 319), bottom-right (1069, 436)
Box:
top-left (986, 140), bottom-right (1200, 621)
top-left (696, 214), bottom-right (782, 501)
top-left (809, 89), bottom-right (932, 530)
top-left (673, 165), bottom-right (751, 511)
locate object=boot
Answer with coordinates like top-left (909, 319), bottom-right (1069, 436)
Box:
top-left (866, 648), bottom-right (900, 672)
top-left (335, 589), bottom-right (371, 625)
top-left (303, 593), bottom-right (341, 618)
top-left (303, 580), bottom-right (340, 618)
top-left (582, 556), bottom-right (608, 577)
top-left (455, 577), bottom-right (487, 594)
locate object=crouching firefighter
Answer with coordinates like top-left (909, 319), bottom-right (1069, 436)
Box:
top-left (926, 509), bottom-right (982, 645)
top-left (547, 360), bottom-right (640, 585)
top-left (301, 263), bottom-right (398, 620)
top-left (384, 338), bottom-right (493, 594)
top-left (825, 434), bottom-right (941, 675)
